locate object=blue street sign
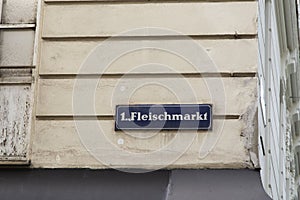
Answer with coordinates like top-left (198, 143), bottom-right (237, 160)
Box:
top-left (115, 104), bottom-right (212, 131)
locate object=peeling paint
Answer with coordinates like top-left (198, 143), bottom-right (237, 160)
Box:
top-left (240, 99), bottom-right (259, 169)
top-left (0, 86), bottom-right (32, 159)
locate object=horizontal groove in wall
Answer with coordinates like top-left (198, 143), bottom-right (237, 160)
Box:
top-left (42, 34), bottom-right (257, 41)
top-left (214, 115), bottom-right (240, 120)
top-left (36, 115), bottom-right (240, 120)
top-left (0, 79), bottom-right (33, 84)
top-left (39, 72), bottom-right (257, 79)
top-left (0, 66), bottom-right (36, 69)
top-left (0, 24), bottom-right (36, 29)
top-left (44, 0), bottom-right (257, 5)
top-left (0, 82), bottom-right (32, 86)
top-left (36, 115), bottom-right (114, 121)
top-left (0, 68), bottom-right (32, 74)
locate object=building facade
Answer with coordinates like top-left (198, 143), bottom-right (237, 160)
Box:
top-left (2, 0), bottom-right (259, 169)
top-left (0, 0), bottom-right (298, 199)
top-left (258, 0), bottom-right (300, 199)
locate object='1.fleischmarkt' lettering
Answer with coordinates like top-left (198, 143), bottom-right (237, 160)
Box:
top-left (120, 111), bottom-right (208, 122)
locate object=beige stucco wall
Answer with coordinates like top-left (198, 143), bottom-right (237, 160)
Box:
top-left (31, 0), bottom-right (258, 169)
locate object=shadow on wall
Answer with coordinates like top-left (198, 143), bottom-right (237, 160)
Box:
top-left (0, 169), bottom-right (271, 200)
